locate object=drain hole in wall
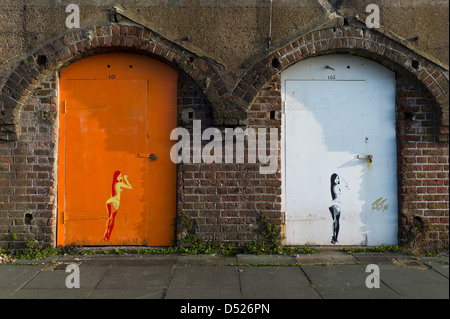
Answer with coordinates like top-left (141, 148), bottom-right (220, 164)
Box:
top-left (405, 112), bottom-right (414, 121)
top-left (272, 58), bottom-right (281, 68)
top-left (25, 213), bottom-right (33, 225)
top-left (269, 111), bottom-right (276, 120)
top-left (36, 55), bottom-right (47, 66)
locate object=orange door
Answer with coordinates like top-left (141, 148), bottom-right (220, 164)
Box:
top-left (57, 53), bottom-right (177, 246)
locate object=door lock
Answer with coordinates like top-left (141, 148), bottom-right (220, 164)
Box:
top-left (138, 153), bottom-right (158, 161)
top-left (357, 154), bottom-right (373, 163)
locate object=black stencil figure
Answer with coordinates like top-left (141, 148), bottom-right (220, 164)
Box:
top-left (328, 173), bottom-right (349, 244)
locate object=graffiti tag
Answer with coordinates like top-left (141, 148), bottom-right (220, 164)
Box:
top-left (371, 197), bottom-right (389, 212)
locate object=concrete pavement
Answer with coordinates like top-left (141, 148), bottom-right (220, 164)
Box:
top-left (0, 250), bottom-right (448, 300)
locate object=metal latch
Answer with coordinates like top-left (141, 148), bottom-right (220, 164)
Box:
top-left (357, 154), bottom-right (373, 163)
top-left (138, 153), bottom-right (157, 160)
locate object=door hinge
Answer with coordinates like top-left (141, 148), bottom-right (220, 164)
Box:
top-left (281, 101), bottom-right (286, 114)
top-left (61, 211), bottom-right (65, 224)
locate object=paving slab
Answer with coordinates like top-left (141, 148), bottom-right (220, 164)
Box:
top-left (96, 265), bottom-right (173, 289)
top-left (169, 266), bottom-right (240, 288)
top-left (115, 255), bottom-right (178, 266)
top-left (22, 264), bottom-right (108, 290)
top-left (419, 257), bottom-right (449, 279)
top-left (296, 251), bottom-right (358, 265)
top-left (236, 254), bottom-right (298, 265)
top-left (238, 266), bottom-right (320, 299)
top-left (302, 264), bottom-right (402, 299)
top-left (0, 289), bottom-right (17, 299)
top-left (238, 266), bottom-right (309, 287)
top-left (0, 264), bottom-right (50, 298)
top-left (176, 255), bottom-right (236, 266)
top-left (58, 254), bottom-right (177, 266)
top-left (0, 264), bottom-right (46, 289)
top-left (56, 255), bottom-right (121, 267)
top-left (379, 263), bottom-right (449, 299)
top-left (351, 252), bottom-right (410, 264)
top-left (8, 256), bottom-right (59, 266)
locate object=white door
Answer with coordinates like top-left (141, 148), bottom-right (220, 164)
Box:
top-left (282, 55), bottom-right (398, 246)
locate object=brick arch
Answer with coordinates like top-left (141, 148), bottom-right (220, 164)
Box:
top-left (0, 24), bottom-right (228, 141)
top-left (234, 26), bottom-right (449, 142)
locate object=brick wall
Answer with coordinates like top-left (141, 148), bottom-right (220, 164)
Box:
top-left (0, 75), bottom-right (58, 249)
top-left (176, 74), bottom-right (282, 245)
top-left (396, 74), bottom-right (449, 249)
